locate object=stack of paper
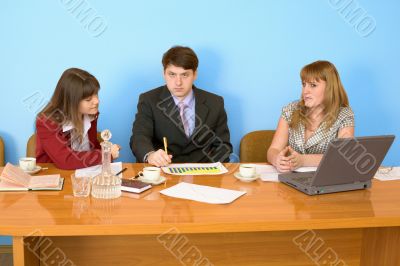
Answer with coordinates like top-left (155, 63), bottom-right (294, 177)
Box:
top-left (160, 182), bottom-right (245, 204)
top-left (75, 162), bottom-right (123, 178)
top-left (255, 165), bottom-right (317, 182)
top-left (256, 165), bottom-right (280, 182)
top-left (162, 162), bottom-right (228, 175)
top-left (375, 167), bottom-right (400, 181)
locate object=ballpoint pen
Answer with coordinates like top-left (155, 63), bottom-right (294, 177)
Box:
top-left (115, 167), bottom-right (127, 176)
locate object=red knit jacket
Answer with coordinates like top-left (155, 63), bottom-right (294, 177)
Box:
top-left (36, 114), bottom-right (102, 170)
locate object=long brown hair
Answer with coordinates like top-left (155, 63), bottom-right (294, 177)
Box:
top-left (290, 61), bottom-right (349, 130)
top-left (38, 68), bottom-right (100, 140)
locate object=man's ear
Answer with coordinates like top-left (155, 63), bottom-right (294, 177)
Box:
top-left (193, 70), bottom-right (198, 80)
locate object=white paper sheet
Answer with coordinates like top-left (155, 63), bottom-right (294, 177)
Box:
top-left (161, 162), bottom-right (228, 175)
top-left (374, 167), bottom-right (400, 181)
top-left (159, 182), bottom-right (246, 204)
top-left (255, 165), bottom-right (318, 182)
top-left (255, 165), bottom-right (280, 182)
top-left (75, 162), bottom-right (123, 178)
top-left (294, 167), bottom-right (318, 172)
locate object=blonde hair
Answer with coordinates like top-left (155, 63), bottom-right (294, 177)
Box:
top-left (290, 60), bottom-right (349, 130)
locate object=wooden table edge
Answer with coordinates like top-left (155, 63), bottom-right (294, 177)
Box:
top-left (2, 218), bottom-right (400, 237)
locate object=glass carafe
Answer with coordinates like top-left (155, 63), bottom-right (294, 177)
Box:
top-left (91, 130), bottom-right (121, 199)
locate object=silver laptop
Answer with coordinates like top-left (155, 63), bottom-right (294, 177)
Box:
top-left (278, 135), bottom-right (395, 195)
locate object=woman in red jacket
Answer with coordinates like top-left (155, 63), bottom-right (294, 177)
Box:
top-left (36, 68), bottom-right (120, 169)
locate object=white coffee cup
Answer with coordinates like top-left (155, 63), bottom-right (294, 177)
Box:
top-left (19, 157), bottom-right (36, 171)
top-left (239, 164), bottom-right (256, 178)
top-left (138, 167), bottom-right (161, 181)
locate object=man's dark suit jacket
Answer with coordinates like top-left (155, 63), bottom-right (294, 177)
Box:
top-left (130, 85), bottom-right (232, 163)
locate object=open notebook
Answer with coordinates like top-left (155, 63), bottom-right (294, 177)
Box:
top-left (0, 163), bottom-right (64, 191)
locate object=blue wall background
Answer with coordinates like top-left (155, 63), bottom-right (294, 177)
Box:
top-left (1, 0), bottom-right (399, 244)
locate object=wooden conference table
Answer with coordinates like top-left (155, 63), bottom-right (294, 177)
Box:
top-left (0, 163), bottom-right (399, 266)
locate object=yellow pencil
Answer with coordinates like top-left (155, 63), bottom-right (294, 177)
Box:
top-left (163, 137), bottom-right (168, 154)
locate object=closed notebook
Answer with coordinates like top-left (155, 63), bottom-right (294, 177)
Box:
top-left (0, 163), bottom-right (64, 191)
top-left (121, 179), bottom-right (151, 194)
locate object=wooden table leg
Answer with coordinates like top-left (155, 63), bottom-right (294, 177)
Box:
top-left (12, 236), bottom-right (40, 266)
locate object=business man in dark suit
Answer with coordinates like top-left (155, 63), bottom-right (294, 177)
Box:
top-left (130, 46), bottom-right (232, 167)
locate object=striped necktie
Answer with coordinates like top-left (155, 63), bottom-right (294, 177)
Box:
top-left (178, 101), bottom-right (190, 137)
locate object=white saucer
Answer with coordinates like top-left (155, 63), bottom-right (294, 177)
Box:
top-left (138, 176), bottom-right (166, 185)
top-left (22, 166), bottom-right (42, 175)
top-left (234, 172), bottom-right (259, 182)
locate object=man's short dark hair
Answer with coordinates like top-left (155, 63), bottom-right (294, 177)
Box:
top-left (162, 46), bottom-right (199, 71)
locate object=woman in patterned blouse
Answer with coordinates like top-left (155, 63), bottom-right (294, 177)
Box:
top-left (267, 60), bottom-right (354, 172)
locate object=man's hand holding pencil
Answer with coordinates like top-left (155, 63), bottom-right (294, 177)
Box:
top-left (146, 137), bottom-right (173, 167)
